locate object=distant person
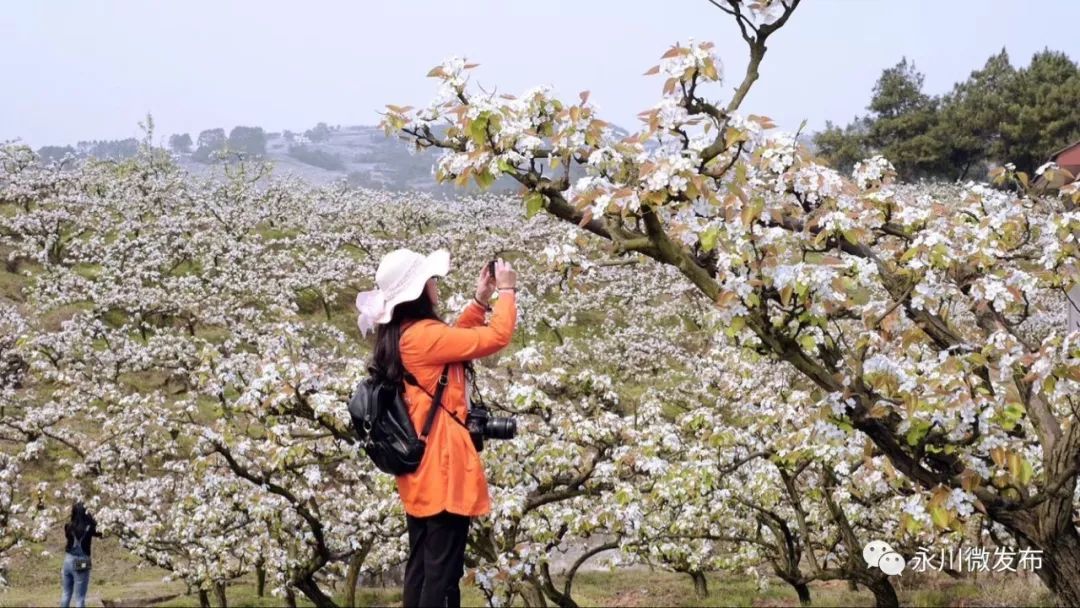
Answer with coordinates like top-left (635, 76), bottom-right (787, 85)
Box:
top-left (60, 501), bottom-right (100, 608)
top-left (357, 248), bottom-right (518, 608)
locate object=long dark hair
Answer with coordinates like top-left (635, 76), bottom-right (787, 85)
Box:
top-left (69, 501), bottom-right (93, 533)
top-left (369, 291), bottom-right (441, 384)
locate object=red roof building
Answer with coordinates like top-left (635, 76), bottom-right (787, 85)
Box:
top-left (1050, 140), bottom-right (1080, 178)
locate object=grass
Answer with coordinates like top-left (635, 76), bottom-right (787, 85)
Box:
top-left (0, 246), bottom-right (27, 302)
top-left (0, 270), bottom-right (26, 303)
top-left (2, 544), bottom-right (1053, 608)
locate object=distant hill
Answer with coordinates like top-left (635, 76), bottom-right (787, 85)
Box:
top-left (36, 124), bottom-right (535, 193)
top-left (34, 124), bottom-right (512, 192)
top-left (34, 121), bottom-right (651, 193)
top-left (181, 125), bottom-right (499, 192)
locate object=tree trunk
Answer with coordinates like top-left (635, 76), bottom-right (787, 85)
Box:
top-left (321, 295), bottom-right (332, 321)
top-left (213, 582), bottom-right (228, 608)
top-left (861, 575), bottom-right (898, 608)
top-left (848, 580), bottom-right (858, 592)
top-left (198, 589), bottom-right (211, 608)
top-left (689, 571), bottom-right (708, 598)
top-left (295, 575), bottom-right (337, 608)
top-left (285, 587), bottom-right (298, 608)
top-left (776, 574), bottom-right (812, 606)
top-left (344, 549), bottom-right (369, 608)
top-left (793, 581), bottom-right (812, 606)
top-left (520, 581), bottom-right (548, 608)
top-left (990, 469), bottom-right (1080, 607)
top-left (535, 568), bottom-right (580, 608)
top-left (1028, 525), bottom-right (1080, 607)
top-left (256, 563), bottom-right (266, 597)
top-left (958, 160), bottom-right (972, 181)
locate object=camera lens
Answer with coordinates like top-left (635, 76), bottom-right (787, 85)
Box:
top-left (485, 417), bottom-right (517, 440)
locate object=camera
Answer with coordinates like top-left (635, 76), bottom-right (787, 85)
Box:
top-left (465, 404), bottom-right (517, 452)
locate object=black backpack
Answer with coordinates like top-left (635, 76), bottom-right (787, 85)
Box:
top-left (347, 365), bottom-right (449, 475)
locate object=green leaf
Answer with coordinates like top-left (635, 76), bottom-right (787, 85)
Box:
top-left (899, 246), bottom-right (920, 263)
top-left (1044, 375), bottom-right (1057, 395)
top-left (902, 512), bottom-right (921, 533)
top-left (929, 504), bottom-right (950, 529)
top-left (525, 192), bottom-right (545, 218)
top-left (1019, 459), bottom-right (1033, 486)
top-left (905, 419), bottom-right (930, 447)
top-left (700, 226), bottom-right (719, 252)
top-left (474, 169), bottom-right (495, 190)
top-left (726, 316), bottom-right (745, 336)
top-left (468, 114), bottom-right (489, 144)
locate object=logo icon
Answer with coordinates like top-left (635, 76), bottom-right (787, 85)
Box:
top-left (863, 540), bottom-right (906, 575)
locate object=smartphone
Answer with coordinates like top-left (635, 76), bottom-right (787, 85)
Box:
top-left (487, 259), bottom-right (496, 278)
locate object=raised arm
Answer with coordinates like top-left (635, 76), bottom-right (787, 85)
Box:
top-left (455, 260), bottom-right (496, 328)
top-left (403, 292), bottom-right (516, 365)
top-left (454, 299), bottom-right (488, 328)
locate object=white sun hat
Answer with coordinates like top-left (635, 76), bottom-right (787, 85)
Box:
top-left (355, 248), bottom-right (450, 335)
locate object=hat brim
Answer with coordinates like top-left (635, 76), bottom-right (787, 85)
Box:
top-left (375, 248), bottom-right (450, 324)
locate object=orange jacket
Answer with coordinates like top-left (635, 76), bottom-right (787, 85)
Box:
top-left (397, 292), bottom-right (516, 517)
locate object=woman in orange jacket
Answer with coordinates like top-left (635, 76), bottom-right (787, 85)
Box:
top-left (357, 248), bottom-right (517, 608)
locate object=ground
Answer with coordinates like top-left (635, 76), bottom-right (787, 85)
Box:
top-left (0, 537), bottom-right (1053, 607)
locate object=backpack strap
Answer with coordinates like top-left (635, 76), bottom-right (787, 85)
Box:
top-left (417, 364), bottom-right (449, 439)
top-left (404, 365), bottom-right (468, 431)
top-left (71, 524), bottom-right (90, 554)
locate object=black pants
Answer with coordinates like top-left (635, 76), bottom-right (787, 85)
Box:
top-left (404, 511), bottom-right (470, 608)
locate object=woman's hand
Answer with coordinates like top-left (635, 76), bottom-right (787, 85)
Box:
top-left (494, 259), bottom-right (517, 290)
top-left (474, 262), bottom-right (496, 305)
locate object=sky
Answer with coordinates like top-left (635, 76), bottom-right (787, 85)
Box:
top-left (2, 0), bottom-right (1077, 148)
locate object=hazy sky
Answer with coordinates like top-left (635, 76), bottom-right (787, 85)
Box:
top-left (2, 0), bottom-right (1077, 147)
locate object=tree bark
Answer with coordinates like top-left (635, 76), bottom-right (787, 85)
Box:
top-left (520, 581), bottom-right (548, 607)
top-left (536, 539), bottom-right (616, 608)
top-left (689, 570), bottom-right (708, 598)
top-left (992, 434), bottom-right (1080, 606)
top-left (285, 587), bottom-right (298, 608)
top-left (294, 575), bottom-right (337, 608)
top-left (345, 547), bottom-right (371, 608)
top-left (213, 582), bottom-right (228, 608)
top-left (793, 581), bottom-right (812, 606)
top-left (1023, 523), bottom-right (1080, 607)
top-left (958, 159), bottom-right (972, 181)
top-left (198, 589), bottom-right (211, 608)
top-left (776, 573), bottom-right (813, 606)
top-left (820, 468), bottom-right (898, 608)
top-left (256, 563), bottom-right (266, 598)
top-left (861, 575), bottom-right (899, 608)
top-left (536, 567), bottom-right (579, 608)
